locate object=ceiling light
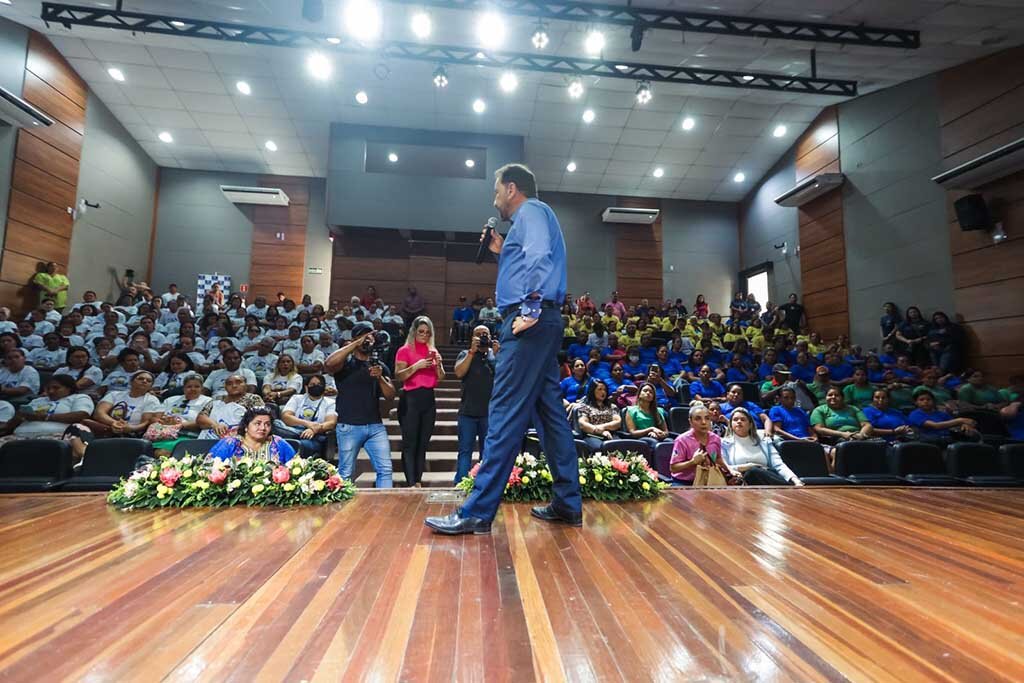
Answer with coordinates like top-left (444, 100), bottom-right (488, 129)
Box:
top-left (432, 64), bottom-right (449, 88)
top-left (566, 161), bottom-right (577, 172)
top-left (567, 78), bottom-right (584, 99)
top-left (411, 11), bottom-right (432, 39)
top-left (499, 71), bottom-right (518, 93)
top-left (326, 36), bottom-right (341, 44)
top-left (265, 140), bottom-right (278, 152)
top-left (652, 167), bottom-right (664, 178)
top-left (531, 20), bottom-right (549, 50)
top-left (476, 12), bottom-right (506, 48)
top-left (343, 0), bottom-right (382, 42)
top-left (472, 98), bottom-right (486, 113)
top-left (107, 67), bottom-right (125, 82)
top-left (772, 124), bottom-right (788, 138)
top-left (235, 80), bottom-right (251, 95)
top-left (742, 75), bottom-right (755, 82)
top-left (170, 20), bottom-right (186, 28)
top-left (734, 172), bottom-right (746, 183)
top-left (635, 80), bottom-right (652, 105)
top-left (584, 30), bottom-right (605, 56)
top-left (681, 117), bottom-right (695, 131)
top-left (465, 159), bottom-right (475, 168)
top-left (307, 52), bottom-right (332, 80)
top-left (388, 152), bottom-right (398, 163)
top-left (158, 131), bottom-right (173, 143)
top-left (582, 108), bottom-right (595, 124)
top-left (355, 90), bottom-right (369, 104)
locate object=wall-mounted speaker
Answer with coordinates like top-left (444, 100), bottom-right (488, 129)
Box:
top-left (954, 194), bottom-right (993, 231)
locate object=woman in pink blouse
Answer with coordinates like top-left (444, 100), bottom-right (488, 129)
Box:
top-left (669, 403), bottom-right (723, 484)
top-left (394, 316), bottom-right (446, 487)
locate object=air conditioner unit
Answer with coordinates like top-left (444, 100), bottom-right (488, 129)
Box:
top-left (220, 185), bottom-right (290, 206)
top-left (602, 207), bottom-right (660, 224)
top-left (931, 137), bottom-right (1024, 190)
top-left (0, 85), bottom-right (53, 129)
top-left (774, 173), bottom-right (845, 207)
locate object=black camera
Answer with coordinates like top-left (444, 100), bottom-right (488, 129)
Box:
top-left (361, 331), bottom-right (390, 366)
top-left (477, 334), bottom-right (490, 351)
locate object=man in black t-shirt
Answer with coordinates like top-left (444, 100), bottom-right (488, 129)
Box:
top-left (453, 325), bottom-right (498, 484)
top-left (778, 293), bottom-right (806, 332)
top-left (325, 322), bottom-right (397, 488)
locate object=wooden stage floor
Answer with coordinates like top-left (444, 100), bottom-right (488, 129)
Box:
top-left (1, 489), bottom-right (1022, 682)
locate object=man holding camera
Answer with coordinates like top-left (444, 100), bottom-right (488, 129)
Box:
top-left (453, 325), bottom-right (499, 483)
top-left (324, 321), bottom-right (397, 488)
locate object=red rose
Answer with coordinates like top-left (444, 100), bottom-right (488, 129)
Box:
top-left (469, 463), bottom-right (481, 478)
top-left (610, 457), bottom-right (629, 474)
top-left (159, 468), bottom-right (181, 487)
top-left (272, 466), bottom-right (291, 484)
top-left (208, 468), bottom-right (228, 485)
top-left (326, 474), bottom-right (342, 490)
top-left (508, 466), bottom-right (523, 485)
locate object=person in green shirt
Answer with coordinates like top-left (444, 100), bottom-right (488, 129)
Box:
top-left (810, 387), bottom-right (872, 443)
top-left (31, 262), bottom-right (70, 311)
top-left (841, 367), bottom-right (875, 409)
top-left (914, 367), bottom-right (955, 410)
top-left (623, 382), bottom-right (671, 448)
top-left (806, 365), bottom-right (832, 404)
top-left (956, 370), bottom-right (1007, 411)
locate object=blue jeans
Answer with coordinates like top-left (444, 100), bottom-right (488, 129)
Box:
top-left (459, 308), bottom-right (581, 522)
top-left (456, 414), bottom-right (488, 483)
top-left (336, 422), bottom-right (392, 488)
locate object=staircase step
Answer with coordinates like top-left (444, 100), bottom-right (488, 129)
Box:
top-left (389, 434), bottom-right (459, 451)
top-left (384, 419), bottom-right (459, 435)
top-left (389, 407), bottom-right (460, 419)
top-left (355, 470), bottom-right (460, 488)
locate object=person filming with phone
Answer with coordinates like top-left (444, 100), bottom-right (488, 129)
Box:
top-left (394, 316), bottom-right (445, 487)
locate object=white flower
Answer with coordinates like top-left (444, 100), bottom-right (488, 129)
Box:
top-left (123, 481), bottom-right (138, 498)
top-left (629, 474), bottom-right (640, 483)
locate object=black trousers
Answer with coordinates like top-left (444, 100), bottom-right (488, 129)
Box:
top-left (742, 466), bottom-right (791, 485)
top-left (399, 387), bottom-right (436, 486)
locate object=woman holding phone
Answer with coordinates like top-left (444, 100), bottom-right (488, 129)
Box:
top-left (394, 316), bottom-right (445, 487)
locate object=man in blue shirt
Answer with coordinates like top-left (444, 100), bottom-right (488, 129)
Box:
top-left (566, 330), bottom-right (592, 361)
top-left (451, 296), bottom-right (476, 344)
top-left (426, 164), bottom-right (582, 534)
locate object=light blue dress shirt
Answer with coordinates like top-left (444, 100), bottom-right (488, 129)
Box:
top-left (494, 198), bottom-right (567, 310)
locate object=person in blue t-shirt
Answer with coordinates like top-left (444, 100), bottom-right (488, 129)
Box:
top-left (681, 349), bottom-right (717, 382)
top-left (566, 330), bottom-right (592, 362)
top-left (621, 345), bottom-right (648, 381)
top-left (878, 343), bottom-right (898, 368)
top-left (721, 383), bottom-right (772, 431)
top-left (1000, 378), bottom-right (1024, 440)
top-left (788, 350), bottom-right (816, 383)
top-left (730, 338), bottom-right (755, 367)
top-left (756, 349), bottom-right (781, 382)
top-left (725, 353), bottom-right (755, 384)
top-left (654, 345), bottom-right (682, 379)
top-left (824, 352), bottom-right (855, 385)
top-left (451, 296), bottom-right (476, 343)
top-left (585, 347), bottom-right (611, 381)
top-left (892, 354), bottom-right (920, 383)
top-left (605, 362), bottom-right (637, 403)
top-left (689, 365), bottom-right (727, 402)
top-left (767, 386), bottom-right (813, 441)
top-left (907, 389), bottom-right (979, 443)
top-left (638, 334), bottom-right (658, 365)
top-left (559, 358), bottom-right (591, 408)
top-left (861, 388), bottom-right (913, 441)
top-left (865, 355), bottom-right (887, 384)
top-left (645, 363), bottom-right (678, 408)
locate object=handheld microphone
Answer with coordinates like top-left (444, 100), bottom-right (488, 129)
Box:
top-left (475, 217), bottom-right (499, 264)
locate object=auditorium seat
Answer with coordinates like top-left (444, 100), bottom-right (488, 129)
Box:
top-left (674, 385), bottom-right (691, 405)
top-left (654, 441), bottom-right (673, 482)
top-left (601, 439), bottom-right (653, 467)
top-left (0, 440), bottom-right (73, 493)
top-left (284, 438), bottom-right (303, 455)
top-left (945, 443), bottom-right (1021, 487)
top-left (888, 442), bottom-right (959, 486)
top-left (668, 407), bottom-right (690, 433)
top-left (957, 410), bottom-right (1009, 442)
top-left (777, 441), bottom-right (849, 485)
top-left (171, 439), bottom-right (221, 459)
top-left (999, 443), bottom-right (1024, 484)
top-left (834, 441), bottom-right (905, 485)
top-left (63, 438), bottom-right (152, 492)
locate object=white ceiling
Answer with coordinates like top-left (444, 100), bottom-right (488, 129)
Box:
top-left (4, 0), bottom-right (1024, 201)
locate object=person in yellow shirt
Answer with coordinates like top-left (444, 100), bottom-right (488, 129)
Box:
top-left (707, 313), bottom-right (725, 336)
top-left (619, 322), bottom-right (641, 349)
top-left (577, 315), bottom-right (594, 334)
top-left (606, 317), bottom-right (621, 335)
top-left (807, 331), bottom-right (827, 356)
top-left (722, 322), bottom-right (745, 349)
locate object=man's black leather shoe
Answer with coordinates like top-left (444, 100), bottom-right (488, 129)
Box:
top-left (424, 512), bottom-right (492, 535)
top-left (531, 504), bottom-right (583, 527)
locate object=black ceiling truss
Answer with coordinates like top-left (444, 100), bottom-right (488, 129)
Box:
top-left (40, 3), bottom-right (857, 96)
top-left (388, 0), bottom-right (920, 50)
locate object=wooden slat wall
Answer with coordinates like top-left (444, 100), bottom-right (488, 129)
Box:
top-left (247, 175), bottom-right (309, 303)
top-left (796, 107), bottom-right (848, 340)
top-left (0, 33), bottom-right (86, 313)
top-left (615, 196), bottom-right (663, 303)
top-left (938, 46), bottom-right (1024, 383)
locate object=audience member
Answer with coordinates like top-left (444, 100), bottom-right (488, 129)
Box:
top-left (0, 349), bottom-right (40, 406)
top-left (401, 287), bottom-right (426, 328)
top-left (575, 379), bottom-right (621, 453)
top-left (395, 316), bottom-right (444, 488)
top-left (89, 370), bottom-right (161, 437)
top-left (926, 311), bottom-right (964, 374)
top-left (722, 407), bottom-right (802, 485)
top-left (208, 406), bottom-right (297, 463)
top-left (451, 296), bottom-right (475, 343)
top-left (841, 367), bottom-right (875, 408)
top-left (810, 387), bottom-right (872, 445)
top-left (274, 374), bottom-right (337, 458)
top-left (689, 365), bottom-right (726, 402)
top-left (623, 382), bottom-right (670, 449)
top-left (560, 359), bottom-right (590, 408)
top-left (196, 373), bottom-right (264, 438)
top-left (669, 404), bottom-right (726, 485)
top-left (150, 374), bottom-right (211, 453)
top-left (721, 384), bottom-right (772, 431)
top-left (31, 262), bottom-right (70, 311)
top-left (767, 386), bottom-right (813, 443)
top-left (956, 370), bottom-right (1006, 411)
top-left (54, 346), bottom-right (103, 395)
top-left (261, 353), bottom-right (302, 405)
top-left (861, 388), bottom-right (913, 442)
top-left (0, 375), bottom-right (92, 442)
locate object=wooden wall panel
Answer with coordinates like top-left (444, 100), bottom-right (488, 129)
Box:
top-left (615, 197), bottom-right (662, 303)
top-left (938, 44), bottom-right (1024, 383)
top-left (802, 286), bottom-right (848, 317)
top-left (799, 235), bottom-right (845, 273)
top-left (247, 176), bottom-right (310, 303)
top-left (798, 208), bottom-right (844, 248)
top-left (0, 32), bottom-right (86, 314)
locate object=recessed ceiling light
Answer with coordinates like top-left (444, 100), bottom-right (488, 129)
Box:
top-left (734, 172), bottom-right (746, 183)
top-left (432, 64), bottom-right (449, 88)
top-left (355, 90), bottom-right (368, 104)
top-left (265, 140), bottom-right (278, 152)
top-left (158, 131), bottom-right (173, 143)
top-left (235, 80), bottom-right (251, 95)
top-left (107, 67), bottom-right (125, 82)
top-left (326, 36), bottom-right (341, 44)
top-left (307, 52), bottom-right (332, 80)
top-left (772, 124), bottom-right (787, 137)
top-left (652, 167), bottom-right (664, 178)
top-left (343, 0), bottom-right (382, 42)
top-left (584, 30), bottom-right (605, 56)
top-left (388, 152), bottom-right (398, 163)
top-left (566, 161), bottom-right (577, 172)
top-left (411, 11), bottom-right (432, 39)
top-left (472, 98), bottom-right (486, 113)
top-left (567, 78), bottom-right (584, 99)
top-left (465, 159), bottom-right (475, 168)
top-left (499, 71), bottom-right (518, 93)
top-left (681, 116), bottom-right (695, 131)
top-left (582, 108), bottom-right (595, 124)
top-left (476, 12), bottom-right (506, 48)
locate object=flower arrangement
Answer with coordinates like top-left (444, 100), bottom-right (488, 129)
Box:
top-left (456, 451), bottom-right (665, 502)
top-left (107, 454), bottom-right (356, 510)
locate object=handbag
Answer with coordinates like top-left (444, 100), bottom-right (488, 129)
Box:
top-left (692, 463), bottom-right (728, 487)
top-left (143, 422), bottom-right (181, 442)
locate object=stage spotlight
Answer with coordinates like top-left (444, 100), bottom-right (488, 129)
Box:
top-left (635, 80), bottom-right (652, 105)
top-left (681, 116), bottom-right (695, 130)
top-left (307, 52), bottom-right (332, 80)
top-left (582, 108), bottom-right (595, 124)
top-left (773, 124), bottom-right (787, 137)
top-left (499, 71), bottom-right (518, 93)
top-left (411, 11), bottom-right (432, 39)
top-left (477, 12), bottom-right (506, 48)
top-left (567, 78), bottom-right (584, 99)
top-left (531, 21), bottom-right (549, 49)
top-left (465, 159), bottom-right (475, 168)
top-left (388, 152), bottom-right (398, 162)
top-left (302, 0), bottom-right (324, 23)
top-left (344, 0), bottom-right (382, 42)
top-left (432, 64), bottom-right (449, 88)
top-left (584, 30), bottom-right (605, 56)
top-left (630, 22), bottom-right (644, 52)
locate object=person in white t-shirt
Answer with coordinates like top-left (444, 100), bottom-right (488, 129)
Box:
top-left (274, 374), bottom-right (337, 457)
top-left (0, 349), bottom-right (40, 405)
top-left (27, 333), bottom-right (67, 371)
top-left (89, 371), bottom-right (161, 436)
top-left (160, 283), bottom-right (181, 305)
top-left (149, 375), bottom-right (213, 453)
top-left (196, 373), bottom-right (265, 439)
top-left (241, 337), bottom-right (278, 381)
top-left (317, 331), bottom-right (339, 357)
top-left (262, 353), bottom-right (303, 405)
top-left (25, 309), bottom-right (55, 336)
top-left (295, 335), bottom-right (325, 375)
top-left (204, 348), bottom-right (257, 398)
top-left (53, 346), bottom-right (104, 395)
top-left (100, 348), bottom-right (143, 395)
top-left (16, 320), bottom-right (44, 351)
top-left (246, 296), bottom-right (269, 320)
top-left (2, 375), bottom-right (94, 440)
top-left (0, 307), bottom-right (17, 335)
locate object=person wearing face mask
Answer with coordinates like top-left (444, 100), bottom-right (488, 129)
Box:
top-left (621, 346), bottom-right (647, 381)
top-left (274, 374), bottom-right (337, 458)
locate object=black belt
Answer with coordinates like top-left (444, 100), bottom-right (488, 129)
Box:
top-left (500, 300), bottom-right (557, 318)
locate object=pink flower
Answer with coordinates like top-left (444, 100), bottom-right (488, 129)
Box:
top-left (272, 466), bottom-right (291, 484)
top-left (508, 466), bottom-right (523, 486)
top-left (610, 457), bottom-right (629, 474)
top-left (208, 468), bottom-right (228, 485)
top-left (326, 474), bottom-right (342, 490)
top-left (159, 468), bottom-right (181, 488)
top-left (469, 463), bottom-right (481, 478)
